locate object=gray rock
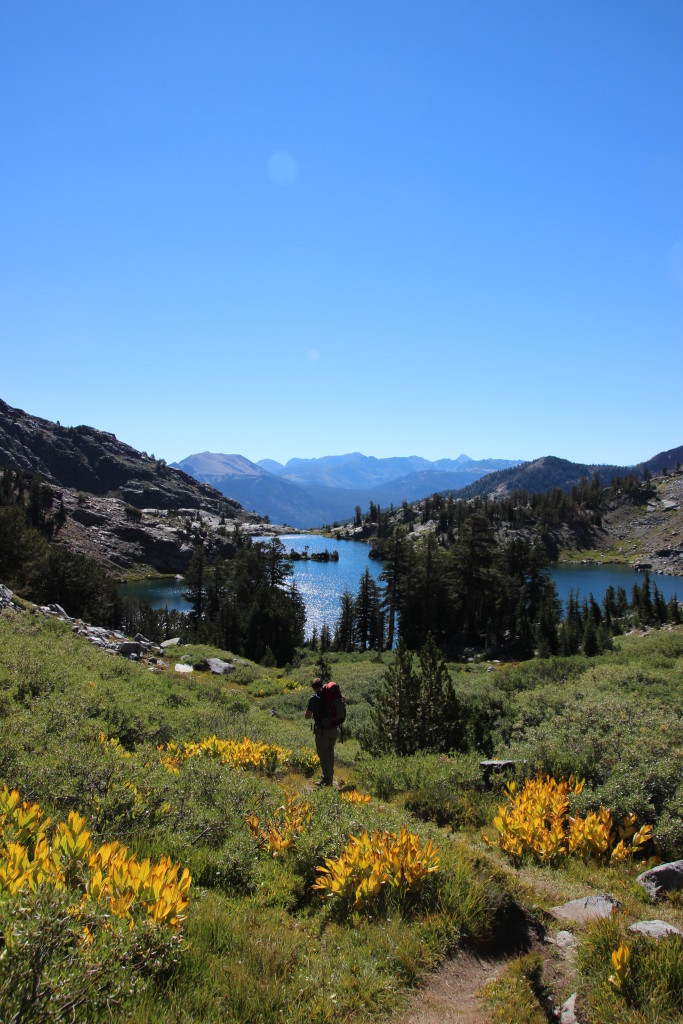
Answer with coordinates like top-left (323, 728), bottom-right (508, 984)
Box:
top-left (48, 603), bottom-right (71, 619)
top-left (560, 992), bottom-right (578, 1024)
top-left (551, 894), bottom-right (621, 923)
top-left (629, 919), bottom-right (682, 939)
top-left (117, 641), bottom-right (144, 657)
top-left (0, 584), bottom-right (14, 607)
top-left (160, 637), bottom-right (181, 648)
top-left (637, 860), bottom-right (683, 901)
top-left (556, 930), bottom-right (577, 949)
top-left (204, 657), bottom-right (235, 676)
top-left (175, 663), bottom-right (193, 674)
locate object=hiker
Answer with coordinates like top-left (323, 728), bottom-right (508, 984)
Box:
top-left (305, 677), bottom-right (338, 786)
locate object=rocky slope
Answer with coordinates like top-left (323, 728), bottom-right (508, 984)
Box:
top-left (336, 471), bottom-right (683, 577)
top-left (577, 472), bottom-right (683, 576)
top-left (0, 399), bottom-right (266, 575)
top-left (0, 399), bottom-right (246, 513)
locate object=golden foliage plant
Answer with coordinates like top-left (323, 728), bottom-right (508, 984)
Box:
top-left (341, 791), bottom-right (372, 804)
top-left (313, 827), bottom-right (439, 913)
top-left (484, 775), bottom-right (653, 865)
top-left (246, 789), bottom-right (312, 856)
top-left (608, 942), bottom-right (631, 992)
top-left (0, 785), bottom-right (191, 929)
top-left (156, 734), bottom-right (290, 773)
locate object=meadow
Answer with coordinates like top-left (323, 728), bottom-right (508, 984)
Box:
top-left (0, 608), bottom-right (681, 1023)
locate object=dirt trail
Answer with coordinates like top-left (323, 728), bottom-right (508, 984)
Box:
top-left (390, 950), bottom-right (509, 1024)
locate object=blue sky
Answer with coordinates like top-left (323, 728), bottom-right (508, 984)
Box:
top-left (1, 2), bottom-right (681, 468)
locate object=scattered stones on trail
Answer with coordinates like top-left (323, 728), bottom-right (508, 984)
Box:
top-left (560, 992), bottom-right (579, 1024)
top-left (628, 919), bottom-right (682, 939)
top-left (546, 930), bottom-right (577, 950)
top-left (550, 894), bottom-right (621, 923)
top-left (636, 859), bottom-right (683, 901)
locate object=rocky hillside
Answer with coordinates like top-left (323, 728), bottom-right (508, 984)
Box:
top-left (0, 399), bottom-right (245, 514)
top-left (450, 455), bottom-right (629, 500)
top-left (574, 471), bottom-right (683, 576)
top-left (0, 399), bottom-right (265, 575)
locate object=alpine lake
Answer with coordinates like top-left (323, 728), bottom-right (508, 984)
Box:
top-left (118, 533), bottom-right (682, 641)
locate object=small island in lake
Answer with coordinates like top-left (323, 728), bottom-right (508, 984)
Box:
top-left (288, 547), bottom-right (339, 562)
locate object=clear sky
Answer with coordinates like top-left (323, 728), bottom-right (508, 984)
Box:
top-left (1, 2), bottom-right (681, 468)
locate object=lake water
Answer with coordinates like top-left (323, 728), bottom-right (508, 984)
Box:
top-left (119, 540), bottom-right (680, 637)
top-left (117, 534), bottom-right (383, 638)
top-left (548, 563), bottom-right (681, 612)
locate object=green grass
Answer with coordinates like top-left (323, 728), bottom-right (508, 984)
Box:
top-left (577, 915), bottom-right (683, 1024)
top-left (1, 611), bottom-right (682, 1023)
top-left (482, 952), bottom-right (549, 1024)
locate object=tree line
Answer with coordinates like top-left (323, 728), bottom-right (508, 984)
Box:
top-left (0, 466), bottom-right (119, 625)
top-left (310, 508), bottom-right (680, 660)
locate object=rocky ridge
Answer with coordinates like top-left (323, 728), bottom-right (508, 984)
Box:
top-left (0, 399), bottom-right (240, 513)
top-left (0, 398), bottom-right (272, 575)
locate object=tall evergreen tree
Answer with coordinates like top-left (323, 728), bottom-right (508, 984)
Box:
top-left (366, 639), bottom-right (420, 755)
top-left (334, 589), bottom-right (355, 652)
top-left (183, 545), bottom-right (206, 632)
top-left (353, 568), bottom-right (383, 650)
top-left (449, 512), bottom-right (499, 644)
top-left (417, 632), bottom-right (463, 751)
top-left (379, 526), bottom-right (406, 649)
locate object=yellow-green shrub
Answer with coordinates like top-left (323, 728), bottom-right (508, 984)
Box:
top-left (485, 775), bottom-right (652, 865)
top-left (313, 827), bottom-right (439, 913)
top-left (0, 785), bottom-right (192, 1022)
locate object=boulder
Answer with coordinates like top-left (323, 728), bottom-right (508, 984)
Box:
top-left (118, 641), bottom-right (144, 658)
top-left (560, 993), bottom-right (579, 1024)
top-left (629, 919), bottom-right (682, 939)
top-left (551, 894), bottom-right (621, 923)
top-left (175, 663), bottom-right (193, 674)
top-left (204, 658), bottom-right (235, 676)
top-left (160, 637), bottom-right (181, 648)
top-left (636, 860), bottom-right (683, 901)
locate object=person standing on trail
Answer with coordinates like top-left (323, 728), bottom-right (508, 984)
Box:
top-left (305, 677), bottom-right (337, 786)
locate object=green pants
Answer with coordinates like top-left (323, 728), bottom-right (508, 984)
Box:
top-left (314, 727), bottom-right (338, 784)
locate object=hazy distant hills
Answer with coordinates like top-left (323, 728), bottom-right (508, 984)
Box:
top-left (173, 445), bottom-right (682, 529)
top-left (172, 451), bottom-right (520, 528)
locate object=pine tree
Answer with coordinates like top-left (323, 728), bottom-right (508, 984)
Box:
top-left (183, 545), bottom-right (206, 631)
top-left (367, 640), bottom-right (420, 755)
top-left (333, 590), bottom-right (355, 652)
top-left (353, 568), bottom-right (382, 650)
top-left (417, 632), bottom-right (462, 751)
top-left (379, 526), bottom-right (406, 650)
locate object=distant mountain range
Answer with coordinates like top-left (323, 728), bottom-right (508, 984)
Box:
top-left (171, 452), bottom-right (521, 528)
top-left (174, 445), bottom-right (683, 530)
top-left (3, 395), bottom-right (679, 536)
